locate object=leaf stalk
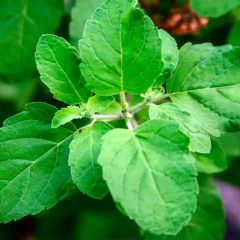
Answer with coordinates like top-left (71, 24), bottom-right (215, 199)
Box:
top-left (130, 93), bottom-right (170, 115)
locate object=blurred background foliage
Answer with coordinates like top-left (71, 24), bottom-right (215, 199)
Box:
top-left (0, 0), bottom-right (240, 239)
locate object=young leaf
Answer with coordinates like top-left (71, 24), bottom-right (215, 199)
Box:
top-left (191, 0), bottom-right (240, 17)
top-left (70, 0), bottom-right (105, 48)
top-left (100, 100), bottom-right (122, 114)
top-left (69, 121), bottom-right (113, 199)
top-left (167, 43), bottom-right (240, 137)
top-left (0, 0), bottom-right (64, 81)
top-left (52, 106), bottom-right (87, 128)
top-left (0, 102), bottom-right (76, 223)
top-left (149, 103), bottom-right (211, 153)
top-left (154, 30), bottom-right (179, 87)
top-left (98, 120), bottom-right (198, 235)
top-left (35, 34), bottom-right (92, 105)
top-left (144, 175), bottom-right (225, 240)
top-left (192, 139), bottom-right (227, 174)
top-left (80, 0), bottom-right (163, 96)
top-left (87, 95), bottom-right (114, 114)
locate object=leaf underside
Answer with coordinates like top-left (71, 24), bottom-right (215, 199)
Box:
top-left (52, 106), bottom-right (85, 128)
top-left (168, 43), bottom-right (240, 137)
top-left (193, 138), bottom-right (227, 174)
top-left (154, 30), bottom-right (179, 87)
top-left (149, 103), bottom-right (211, 153)
top-left (87, 95), bottom-right (115, 114)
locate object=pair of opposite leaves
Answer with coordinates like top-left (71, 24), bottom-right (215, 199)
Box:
top-left (0, 101), bottom-right (199, 236)
top-left (0, 102), bottom-right (224, 240)
top-left (36, 0), bottom-right (240, 138)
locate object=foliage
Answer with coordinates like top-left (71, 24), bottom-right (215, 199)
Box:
top-left (144, 174), bottom-right (225, 240)
top-left (1, 0), bottom-right (240, 239)
top-left (0, 103), bottom-right (75, 223)
top-left (0, 0), bottom-right (64, 82)
top-left (190, 0), bottom-right (240, 17)
top-left (228, 21), bottom-right (240, 47)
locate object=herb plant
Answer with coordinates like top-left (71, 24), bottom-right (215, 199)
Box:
top-left (0, 0), bottom-right (240, 239)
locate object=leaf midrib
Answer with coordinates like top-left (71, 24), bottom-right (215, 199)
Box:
top-left (44, 38), bottom-right (85, 103)
top-left (133, 136), bottom-right (176, 232)
top-left (17, 0), bottom-right (29, 66)
top-left (170, 83), bottom-right (240, 95)
top-left (0, 130), bottom-right (76, 207)
top-left (89, 130), bottom-right (102, 198)
top-left (170, 46), bottom-right (240, 94)
top-left (119, 1), bottom-right (125, 92)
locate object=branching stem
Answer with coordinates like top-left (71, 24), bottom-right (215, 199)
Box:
top-left (85, 93), bottom-right (170, 127)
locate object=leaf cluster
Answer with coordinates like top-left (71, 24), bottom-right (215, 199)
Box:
top-left (1, 0), bottom-right (240, 239)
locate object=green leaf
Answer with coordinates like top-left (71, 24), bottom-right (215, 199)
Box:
top-left (52, 106), bottom-right (87, 128)
top-left (228, 21), bottom-right (240, 47)
top-left (190, 0), bottom-right (240, 17)
top-left (149, 103), bottom-right (211, 153)
top-left (80, 0), bottom-right (163, 96)
top-left (98, 120), bottom-right (198, 235)
top-left (0, 0), bottom-right (64, 81)
top-left (217, 131), bottom-right (240, 158)
top-left (87, 95), bottom-right (114, 114)
top-left (0, 102), bottom-right (76, 223)
top-left (192, 139), bottom-right (227, 174)
top-left (70, 0), bottom-right (105, 48)
top-left (35, 34), bottom-right (92, 105)
top-left (167, 43), bottom-right (240, 137)
top-left (69, 121), bottom-right (113, 199)
top-left (154, 30), bottom-right (179, 87)
top-left (144, 175), bottom-right (225, 240)
top-left (100, 100), bottom-right (122, 114)
top-left (232, 5), bottom-right (240, 21)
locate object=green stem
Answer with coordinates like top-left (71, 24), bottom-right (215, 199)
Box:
top-left (130, 93), bottom-right (170, 115)
top-left (120, 91), bottom-right (129, 112)
top-left (131, 117), bottom-right (139, 129)
top-left (91, 113), bottom-right (122, 122)
top-left (120, 91), bottom-right (134, 130)
top-left (85, 93), bottom-right (170, 126)
top-left (126, 119), bottom-right (134, 130)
